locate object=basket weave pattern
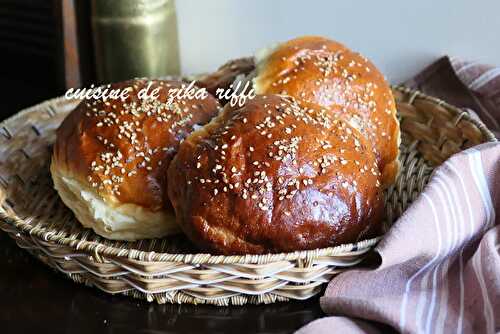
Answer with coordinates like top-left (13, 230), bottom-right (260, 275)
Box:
top-left (0, 86), bottom-right (495, 305)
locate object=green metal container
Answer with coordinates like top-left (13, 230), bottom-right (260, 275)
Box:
top-left (91, 0), bottom-right (180, 83)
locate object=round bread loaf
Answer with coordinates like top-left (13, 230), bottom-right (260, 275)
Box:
top-left (167, 95), bottom-right (384, 255)
top-left (51, 79), bottom-right (220, 240)
top-left (200, 36), bottom-right (400, 187)
top-left (254, 36), bottom-right (400, 187)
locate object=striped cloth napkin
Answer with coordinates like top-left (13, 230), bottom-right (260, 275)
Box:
top-left (297, 57), bottom-right (500, 334)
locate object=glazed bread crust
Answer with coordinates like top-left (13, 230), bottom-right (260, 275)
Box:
top-left (168, 95), bottom-right (384, 254)
top-left (253, 36), bottom-right (400, 187)
top-left (51, 79), bottom-right (220, 240)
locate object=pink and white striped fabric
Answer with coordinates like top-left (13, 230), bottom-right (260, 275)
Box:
top-left (451, 58), bottom-right (500, 137)
top-left (297, 57), bottom-right (500, 334)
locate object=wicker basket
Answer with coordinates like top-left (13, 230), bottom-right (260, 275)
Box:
top-left (0, 86), bottom-right (495, 305)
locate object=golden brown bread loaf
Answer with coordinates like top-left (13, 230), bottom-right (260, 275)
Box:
top-left (51, 79), bottom-right (220, 240)
top-left (254, 36), bottom-right (400, 187)
top-left (167, 95), bottom-right (384, 255)
top-left (199, 36), bottom-right (400, 187)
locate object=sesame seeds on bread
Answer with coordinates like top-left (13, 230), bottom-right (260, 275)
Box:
top-left (51, 79), bottom-right (220, 240)
top-left (167, 95), bottom-right (384, 254)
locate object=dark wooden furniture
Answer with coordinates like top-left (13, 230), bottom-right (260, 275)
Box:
top-left (0, 0), bottom-right (94, 116)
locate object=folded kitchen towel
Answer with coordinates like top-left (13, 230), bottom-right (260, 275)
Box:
top-left (297, 57), bottom-right (500, 334)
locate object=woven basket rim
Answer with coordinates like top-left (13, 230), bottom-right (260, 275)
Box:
top-left (0, 86), bottom-right (495, 265)
top-left (392, 85), bottom-right (497, 142)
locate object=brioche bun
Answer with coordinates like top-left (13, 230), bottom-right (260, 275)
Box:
top-left (51, 79), bottom-right (220, 240)
top-left (168, 95), bottom-right (384, 255)
top-left (200, 36), bottom-right (400, 187)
